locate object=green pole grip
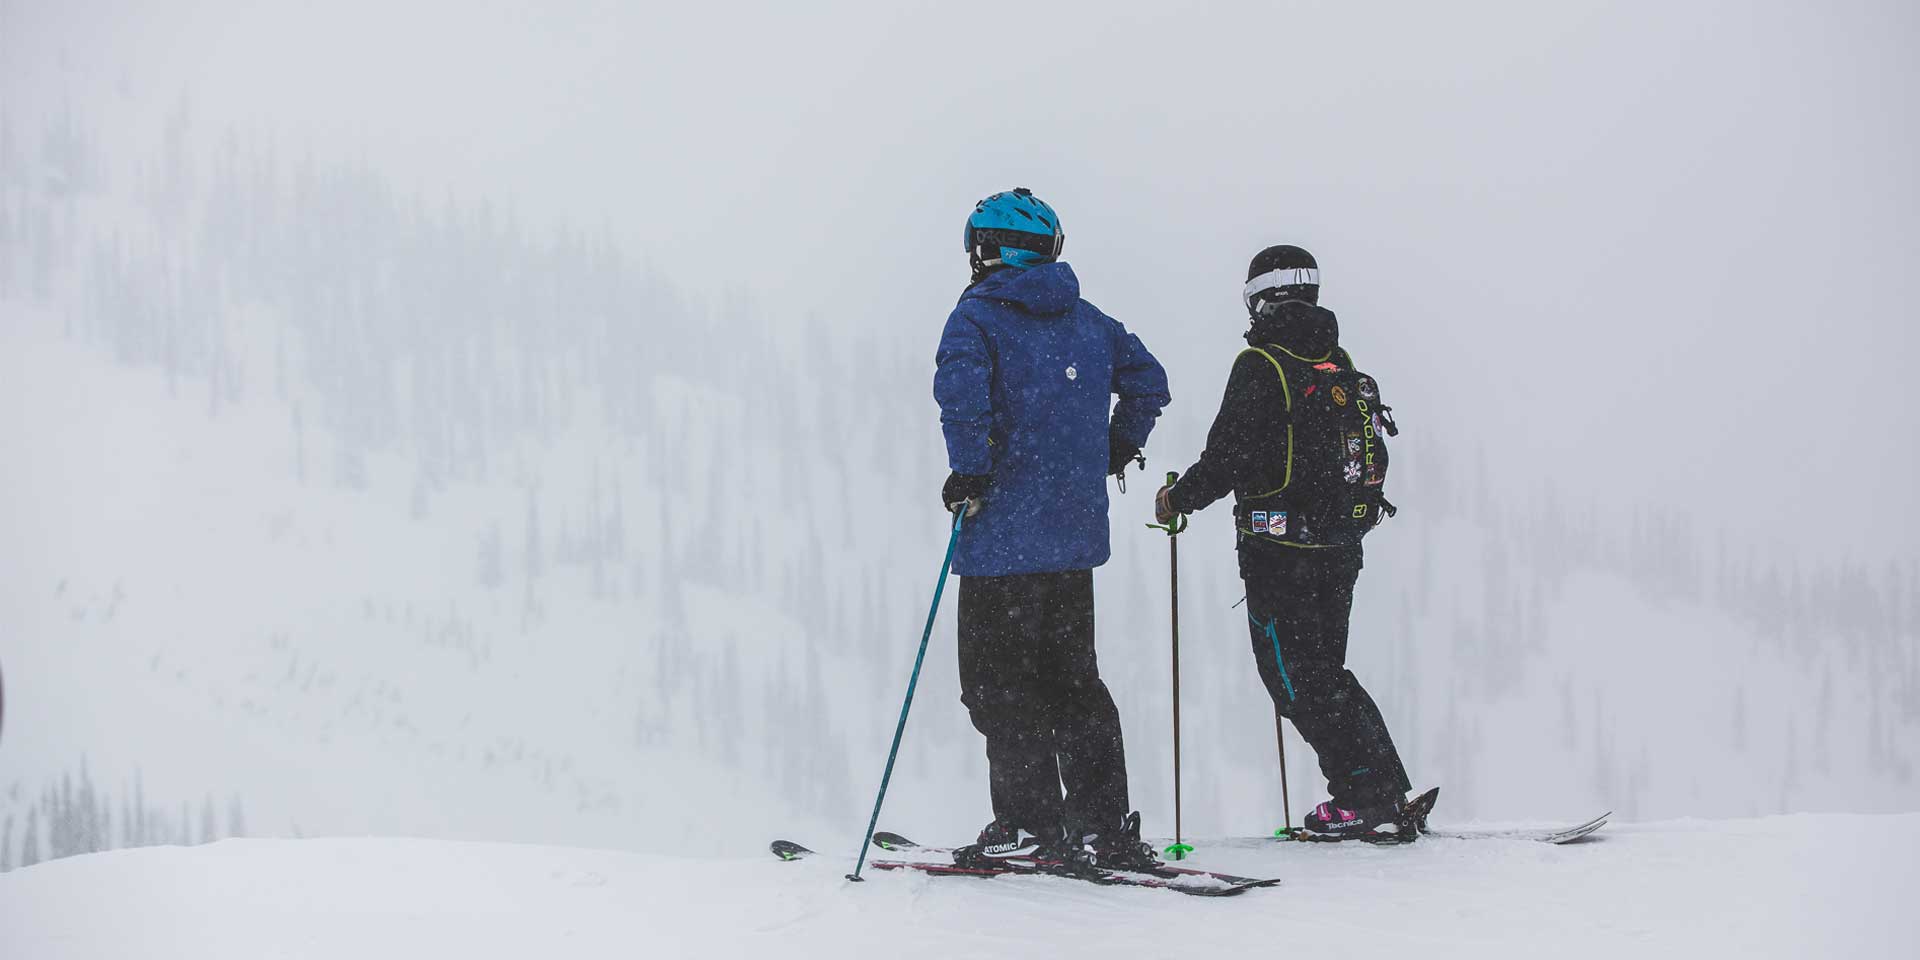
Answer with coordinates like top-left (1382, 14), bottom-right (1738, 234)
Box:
top-left (1148, 471), bottom-right (1188, 535)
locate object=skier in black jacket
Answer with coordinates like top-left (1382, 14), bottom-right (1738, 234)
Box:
top-left (1155, 245), bottom-right (1415, 840)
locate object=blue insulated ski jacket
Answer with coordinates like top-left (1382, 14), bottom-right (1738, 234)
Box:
top-left (934, 261), bottom-right (1170, 577)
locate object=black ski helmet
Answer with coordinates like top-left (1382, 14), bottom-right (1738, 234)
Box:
top-left (1244, 245), bottom-right (1320, 314)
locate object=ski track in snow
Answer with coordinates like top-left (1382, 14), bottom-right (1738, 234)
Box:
top-left (2, 815), bottom-right (1915, 960)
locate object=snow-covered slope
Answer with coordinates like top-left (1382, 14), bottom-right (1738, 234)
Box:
top-left (3, 815), bottom-right (1916, 960)
top-left (2, 61), bottom-right (1915, 878)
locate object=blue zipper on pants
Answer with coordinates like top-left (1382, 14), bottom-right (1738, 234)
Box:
top-left (1250, 612), bottom-right (1296, 702)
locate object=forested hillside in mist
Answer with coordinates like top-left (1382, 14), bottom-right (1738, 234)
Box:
top-left (2, 90), bottom-right (1915, 873)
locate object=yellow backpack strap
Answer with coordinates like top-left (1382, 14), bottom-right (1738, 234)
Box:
top-left (1236, 345), bottom-right (1296, 494)
top-left (1236, 345), bottom-right (1292, 411)
top-left (1271, 343), bottom-right (1334, 365)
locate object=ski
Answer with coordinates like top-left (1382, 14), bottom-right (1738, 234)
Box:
top-left (1271, 788), bottom-right (1608, 845)
top-left (1419, 811), bottom-right (1611, 845)
top-left (1404, 788), bottom-right (1611, 844)
top-left (867, 832), bottom-right (1279, 892)
top-left (770, 839), bottom-right (1279, 897)
top-left (871, 857), bottom-right (1275, 896)
top-left (770, 839), bottom-right (815, 861)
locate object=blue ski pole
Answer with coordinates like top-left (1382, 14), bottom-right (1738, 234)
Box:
top-left (847, 503), bottom-right (967, 882)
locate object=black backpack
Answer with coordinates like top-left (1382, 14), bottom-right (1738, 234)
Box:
top-left (1234, 344), bottom-right (1398, 547)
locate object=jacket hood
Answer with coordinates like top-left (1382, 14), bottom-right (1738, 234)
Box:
top-left (1246, 300), bottom-right (1339, 358)
top-left (961, 261), bottom-right (1080, 317)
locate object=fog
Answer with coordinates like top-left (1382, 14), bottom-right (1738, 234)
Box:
top-left (1, 0), bottom-right (1915, 869)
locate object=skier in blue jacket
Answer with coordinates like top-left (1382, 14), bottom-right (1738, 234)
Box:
top-left (935, 188), bottom-right (1170, 872)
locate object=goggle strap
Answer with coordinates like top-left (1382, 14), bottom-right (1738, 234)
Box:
top-left (971, 227), bottom-right (1064, 257)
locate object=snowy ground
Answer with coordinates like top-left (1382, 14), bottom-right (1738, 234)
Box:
top-left (3, 814), bottom-right (1915, 960)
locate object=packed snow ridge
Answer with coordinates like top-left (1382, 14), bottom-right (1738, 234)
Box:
top-left (3, 814), bottom-right (1915, 960)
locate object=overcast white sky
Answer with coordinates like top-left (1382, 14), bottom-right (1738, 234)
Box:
top-left (7, 0), bottom-right (1917, 561)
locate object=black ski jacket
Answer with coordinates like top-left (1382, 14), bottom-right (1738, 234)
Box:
top-left (1167, 301), bottom-right (1356, 555)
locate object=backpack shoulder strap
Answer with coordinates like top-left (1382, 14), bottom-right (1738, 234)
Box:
top-left (1236, 344), bottom-right (1299, 495)
top-left (1236, 345), bottom-right (1292, 411)
top-left (1270, 342), bottom-right (1336, 365)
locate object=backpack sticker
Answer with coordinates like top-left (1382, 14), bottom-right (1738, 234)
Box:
top-left (1244, 346), bottom-right (1390, 546)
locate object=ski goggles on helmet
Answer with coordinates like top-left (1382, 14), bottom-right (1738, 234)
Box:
top-left (967, 227), bottom-right (1065, 258)
top-left (1242, 266), bottom-right (1320, 312)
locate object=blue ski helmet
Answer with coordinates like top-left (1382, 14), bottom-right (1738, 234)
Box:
top-left (964, 188), bottom-right (1064, 271)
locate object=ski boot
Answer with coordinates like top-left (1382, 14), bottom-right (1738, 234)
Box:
top-left (1297, 795), bottom-right (1415, 844)
top-left (953, 820), bottom-right (1092, 873)
top-left (1083, 811), bottom-right (1160, 872)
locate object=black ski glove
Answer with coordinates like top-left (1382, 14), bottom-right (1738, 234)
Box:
top-left (942, 472), bottom-right (990, 517)
top-left (1108, 435), bottom-right (1144, 480)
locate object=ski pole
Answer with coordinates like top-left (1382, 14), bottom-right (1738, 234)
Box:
top-left (847, 503), bottom-right (967, 883)
top-left (1274, 713), bottom-right (1294, 838)
top-left (1147, 472), bottom-right (1191, 860)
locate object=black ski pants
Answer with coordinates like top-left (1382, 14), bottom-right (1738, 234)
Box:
top-left (1240, 543), bottom-right (1412, 808)
top-left (957, 568), bottom-right (1129, 839)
